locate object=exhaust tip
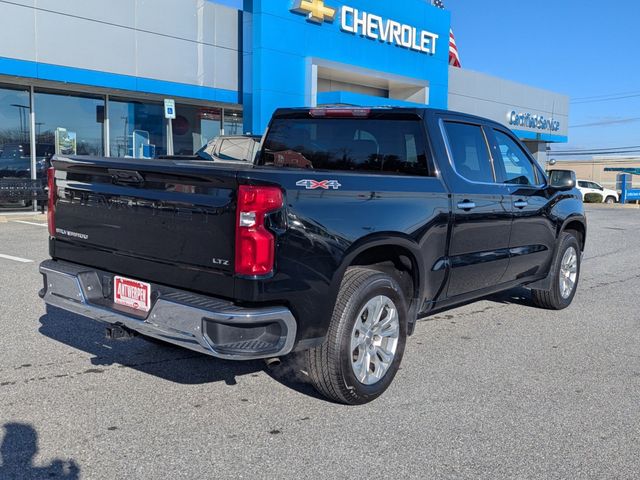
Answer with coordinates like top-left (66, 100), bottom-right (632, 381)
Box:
top-left (264, 357), bottom-right (281, 369)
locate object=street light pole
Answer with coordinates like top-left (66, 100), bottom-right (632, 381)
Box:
top-left (10, 103), bottom-right (29, 142)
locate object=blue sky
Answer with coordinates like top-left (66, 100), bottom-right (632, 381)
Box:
top-left (445, 0), bottom-right (640, 151)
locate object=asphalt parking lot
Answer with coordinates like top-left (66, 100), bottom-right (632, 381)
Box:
top-left (0, 205), bottom-right (639, 479)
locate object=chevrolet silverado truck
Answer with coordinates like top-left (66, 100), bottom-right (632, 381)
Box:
top-left (39, 107), bottom-right (586, 404)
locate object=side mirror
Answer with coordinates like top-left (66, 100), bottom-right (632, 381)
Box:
top-left (548, 170), bottom-right (577, 190)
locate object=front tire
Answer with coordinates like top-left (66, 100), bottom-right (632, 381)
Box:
top-left (531, 232), bottom-right (581, 310)
top-left (306, 267), bottom-right (408, 405)
top-left (605, 196), bottom-right (616, 204)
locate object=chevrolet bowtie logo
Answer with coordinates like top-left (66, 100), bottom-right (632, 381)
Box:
top-left (291, 0), bottom-right (337, 24)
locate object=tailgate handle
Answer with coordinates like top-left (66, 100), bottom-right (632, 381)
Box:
top-left (109, 169), bottom-right (145, 186)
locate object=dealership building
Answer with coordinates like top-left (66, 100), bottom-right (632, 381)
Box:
top-left (0, 0), bottom-right (569, 183)
top-left (549, 156), bottom-right (640, 190)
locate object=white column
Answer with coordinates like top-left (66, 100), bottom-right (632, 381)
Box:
top-left (104, 94), bottom-right (110, 157)
top-left (29, 85), bottom-right (37, 212)
top-left (309, 63), bottom-right (318, 107)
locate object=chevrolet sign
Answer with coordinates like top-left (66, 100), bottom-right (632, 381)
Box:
top-left (291, 1), bottom-right (440, 55)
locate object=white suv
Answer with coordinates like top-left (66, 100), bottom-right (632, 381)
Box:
top-left (577, 180), bottom-right (619, 203)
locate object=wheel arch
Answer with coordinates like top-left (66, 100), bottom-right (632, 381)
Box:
top-left (560, 216), bottom-right (587, 252)
top-left (526, 213), bottom-right (586, 292)
top-left (329, 234), bottom-right (425, 331)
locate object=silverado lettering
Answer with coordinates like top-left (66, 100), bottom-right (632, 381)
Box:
top-left (67, 191), bottom-right (220, 222)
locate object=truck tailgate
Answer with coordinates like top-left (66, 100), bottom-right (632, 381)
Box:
top-left (50, 156), bottom-right (237, 296)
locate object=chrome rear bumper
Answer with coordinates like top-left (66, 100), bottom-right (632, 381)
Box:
top-left (39, 260), bottom-right (297, 360)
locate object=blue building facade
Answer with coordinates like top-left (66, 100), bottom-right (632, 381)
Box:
top-left (243, 0), bottom-right (451, 133)
top-left (0, 0), bottom-right (568, 194)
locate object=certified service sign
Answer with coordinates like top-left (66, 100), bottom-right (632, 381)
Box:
top-left (291, 0), bottom-right (440, 55)
top-left (507, 111), bottom-right (561, 132)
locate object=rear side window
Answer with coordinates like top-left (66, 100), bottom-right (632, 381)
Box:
top-left (443, 122), bottom-right (494, 183)
top-left (261, 118), bottom-right (429, 176)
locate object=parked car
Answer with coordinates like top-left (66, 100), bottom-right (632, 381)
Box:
top-left (577, 179), bottom-right (618, 203)
top-left (0, 143), bottom-right (54, 208)
top-left (0, 143), bottom-right (55, 179)
top-left (39, 107), bottom-right (586, 404)
top-left (196, 135), bottom-right (261, 163)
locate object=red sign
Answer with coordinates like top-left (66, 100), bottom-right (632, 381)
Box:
top-left (114, 276), bottom-right (151, 312)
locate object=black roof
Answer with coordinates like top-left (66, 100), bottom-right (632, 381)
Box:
top-left (271, 106), bottom-right (508, 130)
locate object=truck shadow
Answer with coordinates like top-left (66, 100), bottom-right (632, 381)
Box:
top-left (38, 306), bottom-right (322, 400)
top-left (485, 287), bottom-right (535, 307)
top-left (0, 422), bottom-right (80, 479)
top-left (422, 287), bottom-right (535, 320)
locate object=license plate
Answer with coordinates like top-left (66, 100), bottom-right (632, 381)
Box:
top-left (113, 276), bottom-right (151, 312)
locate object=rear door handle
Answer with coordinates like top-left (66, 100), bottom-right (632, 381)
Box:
top-left (457, 200), bottom-right (476, 211)
top-left (514, 200), bottom-right (528, 209)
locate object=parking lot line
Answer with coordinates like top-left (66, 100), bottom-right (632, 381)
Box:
top-left (12, 220), bottom-right (47, 227)
top-left (0, 253), bottom-right (34, 263)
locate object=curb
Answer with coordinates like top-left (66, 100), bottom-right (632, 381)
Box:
top-left (585, 203), bottom-right (640, 209)
top-left (0, 213), bottom-right (47, 222)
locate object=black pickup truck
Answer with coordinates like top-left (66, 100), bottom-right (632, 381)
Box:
top-left (39, 107), bottom-right (586, 404)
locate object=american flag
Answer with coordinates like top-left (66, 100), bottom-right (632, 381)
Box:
top-left (432, 0), bottom-right (461, 68)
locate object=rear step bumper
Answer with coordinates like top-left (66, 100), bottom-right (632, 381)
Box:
top-left (39, 260), bottom-right (297, 360)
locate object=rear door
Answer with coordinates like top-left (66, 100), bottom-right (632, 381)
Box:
top-left (440, 119), bottom-right (513, 298)
top-left (487, 128), bottom-right (556, 282)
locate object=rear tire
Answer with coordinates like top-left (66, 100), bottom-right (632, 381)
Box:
top-left (531, 232), bottom-right (581, 310)
top-left (306, 267), bottom-right (408, 405)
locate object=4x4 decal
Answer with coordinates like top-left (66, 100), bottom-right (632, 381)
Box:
top-left (296, 179), bottom-right (342, 190)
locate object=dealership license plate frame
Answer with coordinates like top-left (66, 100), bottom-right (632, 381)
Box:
top-left (113, 275), bottom-right (151, 313)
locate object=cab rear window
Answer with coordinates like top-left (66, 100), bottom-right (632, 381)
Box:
top-left (261, 118), bottom-right (430, 176)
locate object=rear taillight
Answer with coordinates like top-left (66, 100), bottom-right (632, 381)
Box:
top-left (47, 167), bottom-right (56, 237)
top-left (235, 185), bottom-right (283, 276)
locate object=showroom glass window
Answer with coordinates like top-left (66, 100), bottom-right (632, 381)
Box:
top-left (0, 86), bottom-right (32, 180)
top-left (35, 91), bottom-right (104, 157)
top-left (223, 109), bottom-right (243, 135)
top-left (109, 99), bottom-right (166, 158)
top-left (173, 104), bottom-right (221, 155)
